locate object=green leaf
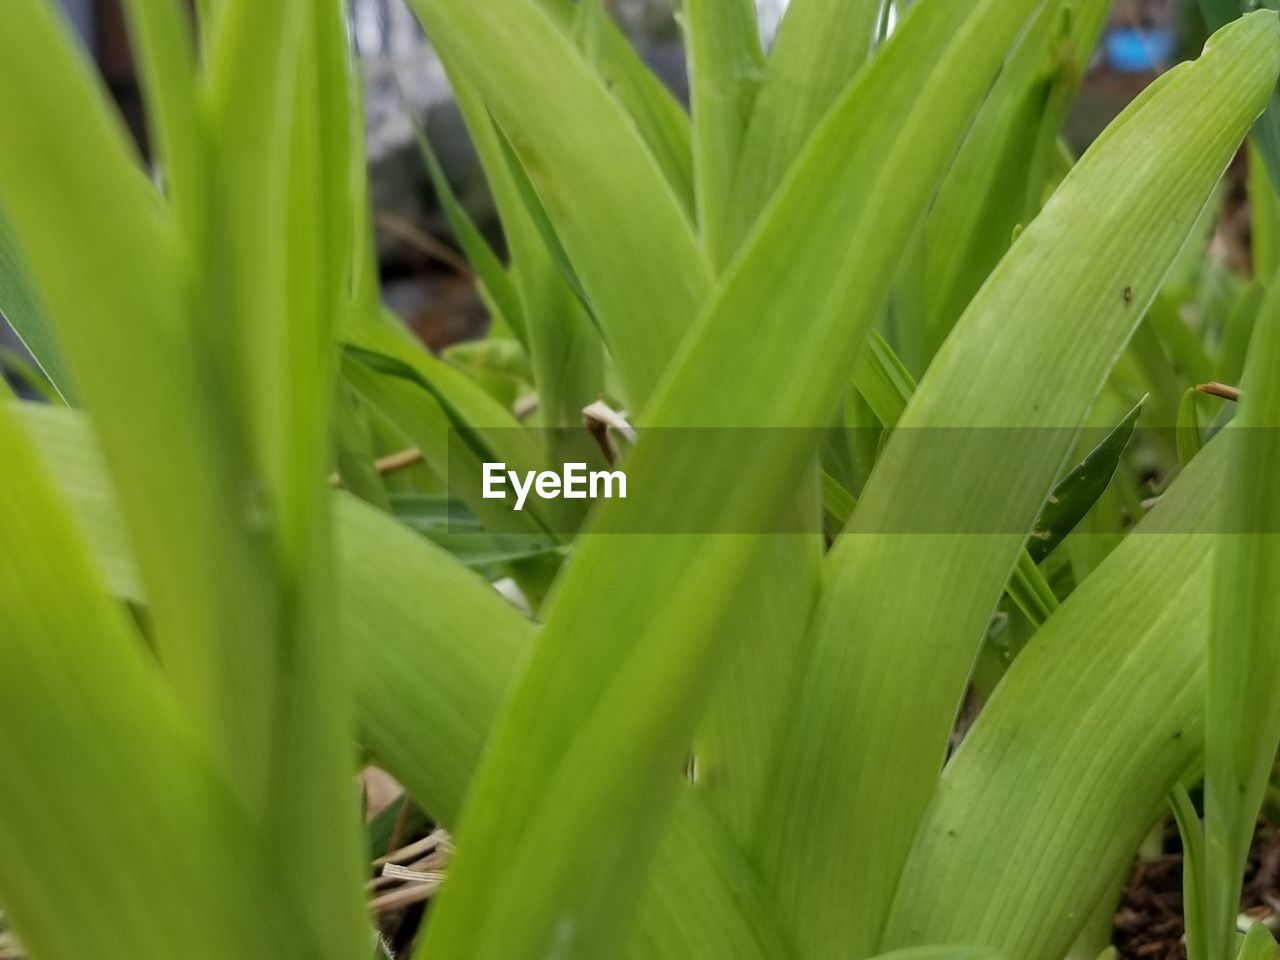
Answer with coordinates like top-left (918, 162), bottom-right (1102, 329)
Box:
top-left (0, 0), bottom-right (285, 812)
top-left (922, 0), bottom-right (1111, 350)
top-left (209, 6), bottom-right (369, 952)
top-left (390, 494), bottom-right (564, 568)
top-left (759, 17), bottom-right (1280, 958)
top-left (0, 207), bottom-right (75, 402)
top-left (341, 310), bottom-right (576, 535)
top-left (1238, 925), bottom-right (1280, 960)
top-left (340, 354), bottom-right (555, 538)
top-left (1217, 281), bottom-right (1265, 386)
top-left (489, 137), bottom-right (607, 425)
top-left (333, 384), bottom-right (392, 509)
top-left (119, 0), bottom-right (204, 233)
top-left (441, 70), bottom-right (604, 438)
top-left (882, 434), bottom-right (1227, 960)
top-left (1201, 1), bottom-right (1280, 191)
top-left (366, 794), bottom-right (429, 862)
top-left (1171, 783), bottom-right (1210, 960)
top-left (1148, 291), bottom-right (1216, 386)
top-left (1179, 387), bottom-right (1207, 465)
top-left (1028, 400), bottom-right (1143, 564)
top-left (681, 0), bottom-right (763, 264)
top-left (413, 2), bottom-right (1060, 958)
top-left (404, 0), bottom-right (711, 405)
top-left (725, 0), bottom-right (882, 246)
top-left (1251, 140), bottom-right (1280, 279)
top-left (0, 401), bottom-right (309, 960)
top-left (12, 398), bottom-right (808, 960)
top-left (0, 344), bottom-right (60, 404)
top-left (569, 0), bottom-right (696, 218)
top-left (401, 87), bottom-right (526, 346)
top-left (1204, 264), bottom-right (1280, 960)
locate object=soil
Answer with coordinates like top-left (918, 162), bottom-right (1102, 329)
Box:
top-left (1114, 821), bottom-right (1280, 959)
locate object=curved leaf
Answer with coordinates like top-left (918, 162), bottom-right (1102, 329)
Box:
top-left (881, 437), bottom-right (1223, 959)
top-left (758, 17), bottom-right (1280, 958)
top-left (413, 2), bottom-right (1056, 958)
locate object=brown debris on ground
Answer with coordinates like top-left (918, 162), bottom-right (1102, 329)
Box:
top-left (1114, 821), bottom-right (1280, 960)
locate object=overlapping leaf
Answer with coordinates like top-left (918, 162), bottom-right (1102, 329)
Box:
top-left (758, 17), bottom-right (1279, 959)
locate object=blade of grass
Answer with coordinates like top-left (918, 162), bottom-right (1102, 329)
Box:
top-left (1027, 400), bottom-right (1143, 564)
top-left (1200, 1), bottom-right (1280, 190)
top-left (334, 383), bottom-right (392, 508)
top-left (725, 0), bottom-right (882, 247)
top-left (0, 0), bottom-right (287, 813)
top-left (849, 330), bottom-right (1064, 626)
top-left (413, 3), bottom-right (1054, 958)
top-left (570, 0), bottom-right (696, 218)
top-left (258, 6), bottom-right (369, 952)
top-left (403, 0), bottom-right (711, 405)
top-left (1252, 141), bottom-right (1280, 278)
top-left (1171, 783), bottom-right (1210, 960)
top-left (758, 18), bottom-right (1280, 958)
top-left (1238, 926), bottom-right (1280, 960)
top-left (340, 353), bottom-right (558, 537)
top-left (0, 208), bottom-right (74, 402)
top-left (401, 91), bottom-right (526, 345)
top-left (1203, 269), bottom-right (1280, 960)
top-left (881, 434), bottom-right (1227, 960)
top-left (922, 0), bottom-right (1111, 351)
top-left (0, 400), bottom-right (311, 960)
top-left (437, 68), bottom-right (606, 440)
top-left (119, 0), bottom-right (204, 230)
top-left (341, 491), bottom-right (798, 960)
top-left (681, 0), bottom-right (763, 265)
top-left (13, 397), bottom-right (794, 960)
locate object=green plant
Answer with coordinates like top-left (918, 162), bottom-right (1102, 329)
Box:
top-left (1, 1), bottom-right (1280, 960)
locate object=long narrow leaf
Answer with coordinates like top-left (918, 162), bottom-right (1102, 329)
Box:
top-left (1203, 266), bottom-right (1280, 960)
top-left (119, 0), bottom-right (204, 229)
top-left (0, 0), bottom-right (284, 811)
top-left (15, 399), bottom-right (794, 960)
top-left (881, 437), bottom-right (1225, 960)
top-left (758, 18), bottom-right (1280, 959)
top-left (413, 3), bottom-right (1052, 957)
top-left (0, 402), bottom-right (309, 960)
top-left (403, 0), bottom-right (710, 405)
top-left (725, 0), bottom-right (882, 247)
top-left (682, 0), bottom-right (763, 264)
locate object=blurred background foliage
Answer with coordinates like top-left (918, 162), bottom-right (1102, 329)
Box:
top-left (0, 0), bottom-right (1202, 364)
top-left (2, 3), bottom-right (1280, 959)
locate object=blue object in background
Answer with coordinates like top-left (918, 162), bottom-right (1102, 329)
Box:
top-left (56, 0), bottom-right (96, 50)
top-left (1104, 26), bottom-right (1177, 73)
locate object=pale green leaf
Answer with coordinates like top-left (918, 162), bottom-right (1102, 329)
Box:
top-left (681, 0), bottom-right (763, 264)
top-left (882, 436), bottom-right (1226, 959)
top-left (119, 0), bottom-right (204, 232)
top-left (0, 401), bottom-right (309, 960)
top-left (413, 3), bottom-right (1058, 958)
top-left (1171, 783), bottom-right (1210, 960)
top-left (726, 0), bottom-right (882, 246)
top-left (1238, 925), bottom-right (1280, 960)
top-left (14, 399), bottom-right (793, 960)
top-left (569, 0), bottom-right (696, 217)
top-left (922, 0), bottom-right (1111, 350)
top-left (1204, 265), bottom-right (1280, 960)
top-left (403, 0), bottom-right (711, 405)
top-left (759, 18), bottom-right (1280, 958)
